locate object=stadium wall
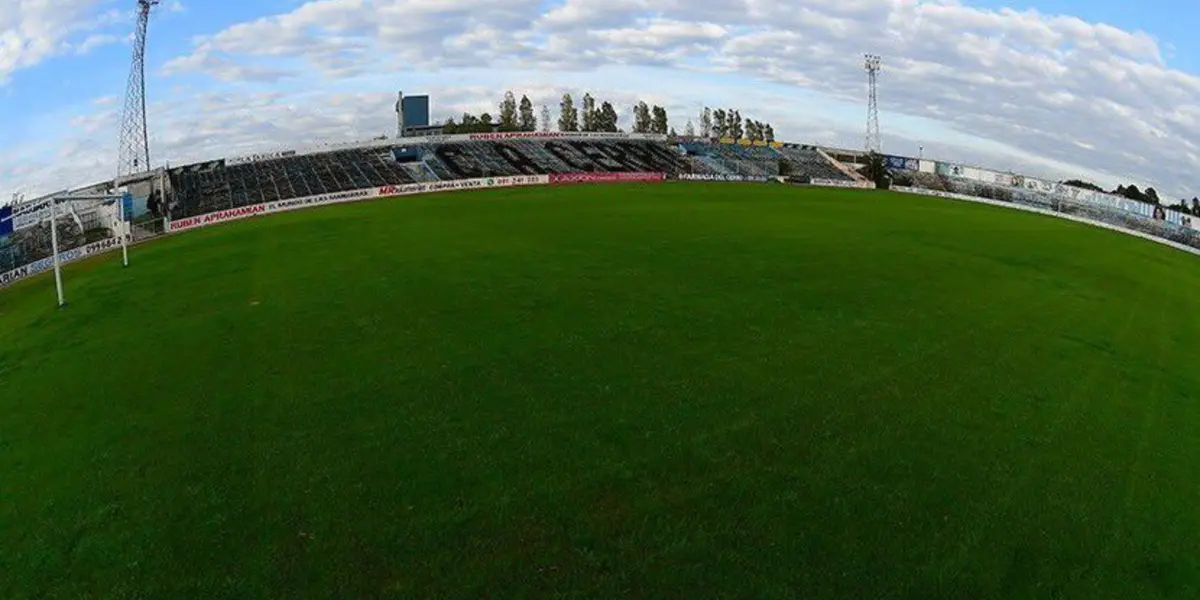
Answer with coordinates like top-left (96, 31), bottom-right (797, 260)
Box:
top-left (932, 160), bottom-right (1196, 230)
top-left (893, 186), bottom-right (1200, 257)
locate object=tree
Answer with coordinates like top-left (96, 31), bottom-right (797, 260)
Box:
top-left (1145, 187), bottom-right (1161, 205)
top-left (559, 94), bottom-right (579, 132)
top-left (1063, 179), bottom-right (1104, 193)
top-left (443, 116), bottom-right (458, 134)
top-left (1192, 197), bottom-right (1199, 215)
top-left (669, 127), bottom-right (678, 138)
top-left (499, 91), bottom-right (518, 131)
top-left (684, 120), bottom-right (695, 137)
top-left (700, 107), bottom-right (712, 138)
top-left (729, 110), bottom-right (743, 139)
top-left (650, 105), bottom-right (668, 134)
top-left (581, 93), bottom-right (598, 132)
top-left (518, 95), bottom-right (536, 131)
top-left (633, 101), bottom-right (652, 134)
top-left (541, 105), bottom-right (552, 132)
top-left (713, 109), bottom-right (727, 138)
top-left (861, 152), bottom-right (890, 189)
top-left (746, 119), bottom-right (759, 142)
top-left (479, 113), bottom-right (494, 131)
top-left (459, 113), bottom-right (481, 133)
top-left (599, 101), bottom-right (619, 132)
top-left (764, 123), bottom-right (775, 143)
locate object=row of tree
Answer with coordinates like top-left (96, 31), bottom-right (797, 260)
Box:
top-left (442, 91), bottom-right (668, 136)
top-left (442, 92), bottom-right (540, 134)
top-left (440, 92), bottom-right (778, 143)
top-left (559, 93), bottom-right (624, 133)
top-left (694, 107), bottom-right (776, 143)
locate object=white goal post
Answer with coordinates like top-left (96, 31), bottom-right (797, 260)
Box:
top-left (40, 190), bottom-right (130, 307)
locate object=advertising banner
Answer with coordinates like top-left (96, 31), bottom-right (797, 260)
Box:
top-left (481, 175), bottom-right (549, 188)
top-left (168, 175), bottom-right (553, 234)
top-left (984, 170), bottom-right (1017, 187)
top-left (0, 206), bottom-right (12, 236)
top-left (935, 162), bottom-right (964, 177)
top-left (122, 191), bottom-right (135, 221)
top-left (268, 189), bottom-right (377, 215)
top-left (809, 178), bottom-right (877, 189)
top-left (0, 236), bottom-right (126, 289)
top-left (10, 196), bottom-right (56, 231)
top-left (168, 204), bottom-right (270, 233)
top-left (679, 173), bottom-right (769, 182)
top-left (226, 150), bottom-right (298, 166)
top-left (884, 155), bottom-right (919, 171)
top-left (549, 172), bottom-right (665, 184)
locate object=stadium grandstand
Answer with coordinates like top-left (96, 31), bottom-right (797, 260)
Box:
top-left (5, 125), bottom-right (1200, 289)
top-left (164, 134), bottom-right (861, 220)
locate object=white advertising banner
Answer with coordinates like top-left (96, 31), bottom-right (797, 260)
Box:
top-left (0, 236), bottom-right (127, 289)
top-left (679, 173), bottom-right (769, 182)
top-left (809, 178), bottom-right (877, 189)
top-left (9, 195), bottom-right (60, 231)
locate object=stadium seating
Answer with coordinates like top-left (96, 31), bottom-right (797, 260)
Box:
top-left (168, 138), bottom-right (688, 219)
top-left (776, 146), bottom-right (854, 181)
top-left (169, 149), bottom-right (420, 218)
top-left (165, 137), bottom-right (864, 220)
top-left (675, 141), bottom-right (853, 181)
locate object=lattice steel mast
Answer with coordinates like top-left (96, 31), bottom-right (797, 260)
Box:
top-left (864, 54), bottom-right (882, 154)
top-left (117, 0), bottom-right (158, 179)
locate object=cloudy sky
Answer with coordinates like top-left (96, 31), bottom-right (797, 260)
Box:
top-left (1, 0), bottom-right (1198, 204)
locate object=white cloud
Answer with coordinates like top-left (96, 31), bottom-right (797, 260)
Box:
top-left (0, 0), bottom-right (125, 84)
top-left (70, 33), bottom-right (121, 55)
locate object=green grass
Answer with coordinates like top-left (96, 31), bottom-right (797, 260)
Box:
top-left (3, 182), bottom-right (1200, 599)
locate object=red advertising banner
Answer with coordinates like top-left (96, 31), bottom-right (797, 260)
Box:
top-left (548, 172), bottom-right (665, 185)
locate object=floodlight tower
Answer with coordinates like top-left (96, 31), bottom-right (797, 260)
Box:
top-left (864, 54), bottom-right (882, 154)
top-left (117, 0), bottom-right (159, 179)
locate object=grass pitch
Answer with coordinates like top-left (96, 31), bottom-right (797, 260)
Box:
top-left (3, 183), bottom-right (1200, 599)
